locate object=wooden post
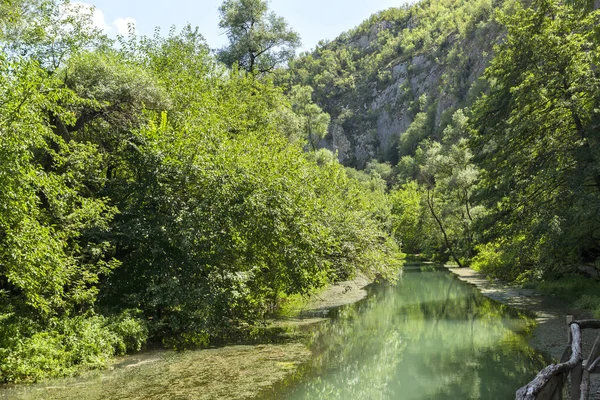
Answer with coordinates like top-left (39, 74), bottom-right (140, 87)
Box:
top-left (586, 332), bottom-right (600, 372)
top-left (563, 315), bottom-right (573, 400)
top-left (570, 361), bottom-right (582, 400)
top-left (579, 364), bottom-right (589, 400)
top-left (516, 319), bottom-right (600, 400)
top-left (566, 317), bottom-right (581, 400)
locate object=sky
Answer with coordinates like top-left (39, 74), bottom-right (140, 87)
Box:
top-left (78, 0), bottom-right (411, 53)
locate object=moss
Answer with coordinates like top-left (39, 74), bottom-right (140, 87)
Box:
top-left (3, 344), bottom-right (311, 400)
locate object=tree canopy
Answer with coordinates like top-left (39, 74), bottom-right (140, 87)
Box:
top-left (0, 0), bottom-right (401, 383)
top-left (217, 0), bottom-right (301, 74)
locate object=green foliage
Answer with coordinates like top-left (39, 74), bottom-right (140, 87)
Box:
top-left (575, 295), bottom-right (600, 318)
top-left (365, 160), bottom-right (394, 186)
top-left (1, 0), bottom-right (109, 70)
top-left (0, 3), bottom-right (402, 383)
top-left (288, 85), bottom-right (331, 149)
top-left (0, 47), bottom-right (142, 380)
top-left (0, 58), bottom-right (117, 320)
top-left (398, 108), bottom-right (433, 158)
top-left (536, 275), bottom-right (600, 298)
top-left (534, 275), bottom-right (600, 318)
top-left (389, 181), bottom-right (423, 253)
top-left (309, 148), bottom-right (338, 166)
top-left (217, 0), bottom-right (300, 74)
top-left (565, 0), bottom-right (599, 12)
top-left (471, 0), bottom-right (600, 274)
top-left (7, 0), bottom-right (600, 389)
top-left (390, 109), bottom-right (481, 265)
top-left (470, 240), bottom-right (527, 280)
top-left (280, 0), bottom-right (503, 165)
top-left (0, 312), bottom-right (147, 383)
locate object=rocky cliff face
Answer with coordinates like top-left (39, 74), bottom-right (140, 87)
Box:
top-left (286, 0), bottom-right (506, 167)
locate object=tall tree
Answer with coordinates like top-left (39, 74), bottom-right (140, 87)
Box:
top-left (217, 0), bottom-right (300, 74)
top-left (470, 0), bottom-right (600, 277)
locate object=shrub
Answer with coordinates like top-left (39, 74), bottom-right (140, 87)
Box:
top-left (0, 311), bottom-right (148, 383)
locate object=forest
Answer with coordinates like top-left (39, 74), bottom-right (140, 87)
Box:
top-left (0, 0), bottom-right (599, 385)
top-left (279, 0), bottom-right (600, 304)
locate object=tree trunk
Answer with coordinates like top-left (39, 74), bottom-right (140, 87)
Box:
top-left (426, 189), bottom-right (464, 268)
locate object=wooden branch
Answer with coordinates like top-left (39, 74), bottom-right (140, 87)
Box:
top-left (575, 320), bottom-right (600, 329)
top-left (516, 323), bottom-right (583, 400)
top-left (425, 189), bottom-right (463, 268)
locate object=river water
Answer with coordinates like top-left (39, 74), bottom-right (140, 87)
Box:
top-left (259, 264), bottom-right (549, 399)
top-left (2, 264), bottom-right (549, 399)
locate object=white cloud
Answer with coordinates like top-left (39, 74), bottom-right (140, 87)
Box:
top-left (113, 17), bottom-right (137, 35)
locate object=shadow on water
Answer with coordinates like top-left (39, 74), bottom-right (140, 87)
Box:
top-left (258, 264), bottom-right (550, 400)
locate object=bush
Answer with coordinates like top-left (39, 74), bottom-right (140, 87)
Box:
top-left (0, 311), bottom-right (148, 383)
top-left (106, 310), bottom-right (149, 354)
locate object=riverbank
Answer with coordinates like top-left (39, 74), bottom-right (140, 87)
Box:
top-left (445, 266), bottom-right (599, 397)
top-left (2, 274), bottom-right (372, 400)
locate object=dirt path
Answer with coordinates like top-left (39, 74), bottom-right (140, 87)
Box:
top-left (445, 266), bottom-right (599, 398)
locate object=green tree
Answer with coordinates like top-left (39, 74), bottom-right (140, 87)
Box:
top-left (289, 85), bottom-right (331, 150)
top-left (471, 0), bottom-right (600, 278)
top-left (390, 109), bottom-right (480, 264)
top-left (418, 138), bottom-right (478, 267)
top-left (0, 2), bottom-right (153, 382)
top-left (0, 1), bottom-right (404, 383)
top-left (389, 181), bottom-right (424, 254)
top-left (217, 0), bottom-right (300, 74)
top-left (93, 27), bottom-right (401, 347)
top-left (1, 0), bottom-right (109, 70)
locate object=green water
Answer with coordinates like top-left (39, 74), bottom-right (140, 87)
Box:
top-left (260, 264), bottom-right (549, 400)
top-left (1, 265), bottom-right (548, 399)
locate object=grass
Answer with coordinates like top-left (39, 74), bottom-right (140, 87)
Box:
top-left (533, 274), bottom-right (600, 318)
top-left (275, 293), bottom-right (314, 318)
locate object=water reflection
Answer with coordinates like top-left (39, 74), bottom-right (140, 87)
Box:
top-left (261, 265), bottom-right (548, 400)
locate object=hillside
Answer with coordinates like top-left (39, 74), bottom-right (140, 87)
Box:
top-left (280, 0), bottom-right (510, 167)
top-left (283, 0), bottom-right (600, 299)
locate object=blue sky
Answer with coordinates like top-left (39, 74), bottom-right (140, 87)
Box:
top-left (79, 0), bottom-right (411, 53)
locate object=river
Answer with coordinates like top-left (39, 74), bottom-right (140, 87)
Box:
top-left (259, 263), bottom-right (549, 399)
top-left (2, 264), bottom-right (548, 399)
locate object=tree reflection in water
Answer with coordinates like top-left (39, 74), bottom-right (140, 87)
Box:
top-left (262, 265), bottom-right (548, 400)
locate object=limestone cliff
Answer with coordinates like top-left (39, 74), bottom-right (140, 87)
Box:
top-left (283, 0), bottom-right (509, 167)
